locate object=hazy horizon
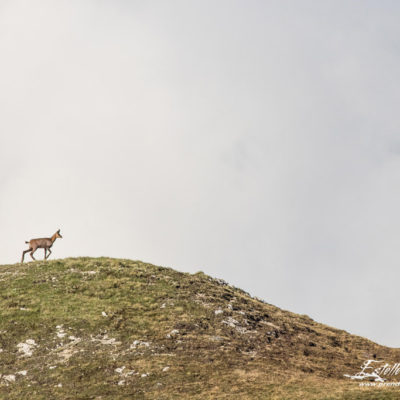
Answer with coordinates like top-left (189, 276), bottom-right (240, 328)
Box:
top-left (1, 0), bottom-right (400, 347)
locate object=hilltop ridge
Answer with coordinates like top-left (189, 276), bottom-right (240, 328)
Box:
top-left (0, 257), bottom-right (398, 399)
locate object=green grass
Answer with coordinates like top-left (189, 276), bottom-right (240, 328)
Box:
top-left (0, 257), bottom-right (399, 399)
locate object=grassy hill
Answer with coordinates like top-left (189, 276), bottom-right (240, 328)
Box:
top-left (0, 257), bottom-right (399, 399)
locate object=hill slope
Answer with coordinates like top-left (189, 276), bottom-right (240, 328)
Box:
top-left (0, 257), bottom-right (399, 399)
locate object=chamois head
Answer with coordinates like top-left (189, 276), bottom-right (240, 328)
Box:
top-left (56, 229), bottom-right (63, 239)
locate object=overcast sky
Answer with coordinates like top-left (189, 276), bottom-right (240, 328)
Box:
top-left (1, 0), bottom-right (400, 347)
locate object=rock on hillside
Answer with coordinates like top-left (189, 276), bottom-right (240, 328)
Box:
top-left (0, 257), bottom-right (399, 399)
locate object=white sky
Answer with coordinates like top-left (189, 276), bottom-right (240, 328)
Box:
top-left (1, 0), bottom-right (400, 347)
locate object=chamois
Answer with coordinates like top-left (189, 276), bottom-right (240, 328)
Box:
top-left (21, 229), bottom-right (62, 263)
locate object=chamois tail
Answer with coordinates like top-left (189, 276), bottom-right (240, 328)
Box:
top-left (25, 241), bottom-right (29, 244)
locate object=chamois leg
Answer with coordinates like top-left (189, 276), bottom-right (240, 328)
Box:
top-left (46, 248), bottom-right (52, 259)
top-left (30, 249), bottom-right (37, 261)
top-left (21, 248), bottom-right (32, 263)
top-left (44, 248), bottom-right (47, 260)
